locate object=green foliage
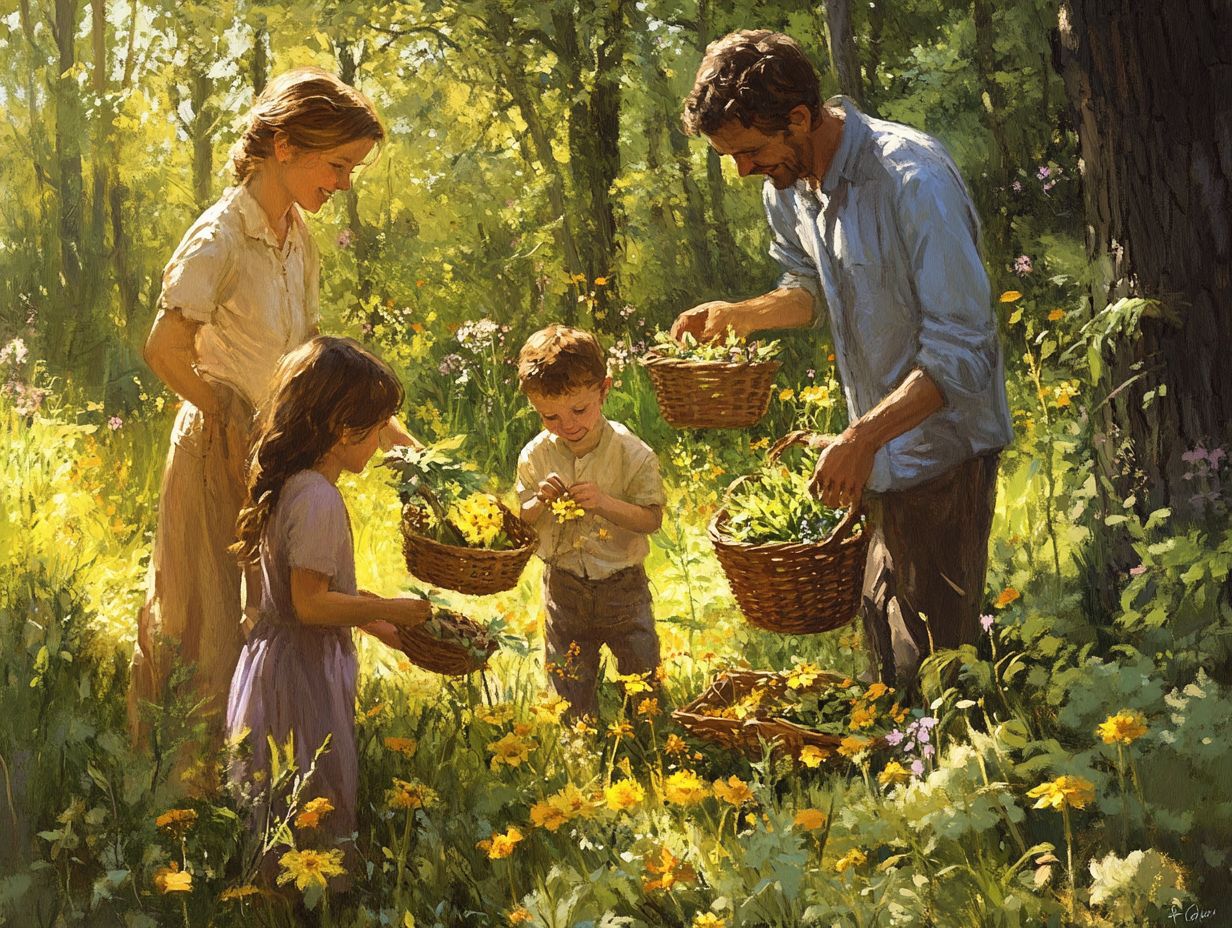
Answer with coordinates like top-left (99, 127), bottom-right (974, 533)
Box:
top-left (647, 330), bottom-right (782, 365)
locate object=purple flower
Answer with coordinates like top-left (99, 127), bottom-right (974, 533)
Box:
top-left (1037, 165), bottom-right (1051, 180)
top-left (1043, 180), bottom-right (1057, 193)
top-left (910, 759), bottom-right (925, 777)
top-left (1010, 180), bottom-right (1023, 193)
top-left (1208, 448), bottom-right (1227, 468)
top-left (806, 368), bottom-right (816, 380)
top-left (1013, 255), bottom-right (1033, 276)
top-left (1182, 446), bottom-right (1209, 465)
top-left (336, 229), bottom-right (353, 249)
top-left (1129, 564), bottom-right (1147, 577)
top-left (0, 337), bottom-right (29, 366)
top-left (921, 743), bottom-right (935, 759)
top-left (917, 716), bottom-right (938, 730)
top-left (108, 415), bottom-right (123, 431)
top-left (916, 728), bottom-right (931, 744)
top-left (980, 614), bottom-right (995, 633)
top-left (885, 729), bottom-right (904, 746)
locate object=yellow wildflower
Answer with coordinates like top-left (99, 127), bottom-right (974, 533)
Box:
top-left (999, 290), bottom-right (1023, 303)
top-left (153, 861), bottom-right (193, 894)
top-left (476, 703), bottom-right (516, 726)
top-left (664, 770), bottom-right (709, 805)
top-left (1096, 709), bottom-right (1148, 746)
top-left (838, 736), bottom-right (871, 758)
top-left (386, 778), bottom-right (440, 811)
top-left (616, 670), bottom-right (654, 695)
top-left (994, 587), bottom-right (1021, 609)
top-left (547, 782), bottom-right (595, 821)
top-left (694, 914), bottom-right (726, 928)
top-left (877, 761), bottom-right (912, 788)
top-left (712, 776), bottom-right (755, 807)
top-left (664, 734), bottom-right (688, 756)
top-left (484, 826), bottom-right (523, 859)
top-left (865, 682), bottom-right (892, 700)
top-left (277, 849), bottom-right (345, 892)
top-left (384, 736), bottom-right (418, 758)
top-left (448, 492), bottom-right (506, 547)
top-left (604, 779), bottom-right (645, 812)
top-left (551, 497), bottom-right (586, 523)
top-left (786, 662), bottom-right (822, 690)
top-left (607, 720), bottom-right (634, 741)
top-left (834, 848), bottom-right (868, 873)
top-left (642, 846), bottom-right (696, 892)
top-left (294, 796), bottom-right (334, 830)
top-left (531, 695), bottom-right (570, 723)
top-left (155, 808), bottom-right (197, 836)
top-left (1048, 308), bottom-right (1066, 321)
top-left (849, 703), bottom-right (878, 730)
top-left (778, 388), bottom-right (796, 402)
top-left (487, 732), bottom-right (534, 770)
top-left (529, 799), bottom-right (569, 832)
top-left (793, 808), bottom-right (827, 831)
top-left (508, 907), bottom-right (534, 925)
top-left (799, 385), bottom-right (831, 405)
top-left (637, 697), bottom-right (660, 718)
top-left (799, 745), bottom-right (829, 768)
top-left (1027, 775), bottom-right (1096, 811)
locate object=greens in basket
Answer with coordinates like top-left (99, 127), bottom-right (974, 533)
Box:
top-left (722, 456), bottom-right (849, 544)
top-left (648, 328), bottom-right (781, 364)
top-left (383, 438), bottom-right (515, 551)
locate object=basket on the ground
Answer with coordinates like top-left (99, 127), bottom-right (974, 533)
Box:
top-left (401, 500), bottom-right (537, 595)
top-left (641, 353), bottom-right (781, 429)
top-left (673, 668), bottom-right (884, 761)
top-left (396, 608), bottom-right (498, 676)
top-left (709, 431), bottom-right (869, 634)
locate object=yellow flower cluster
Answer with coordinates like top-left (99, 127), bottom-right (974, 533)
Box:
top-left (793, 808), bottom-right (827, 831)
top-left (1096, 709), bottom-right (1148, 745)
top-left (478, 826), bottom-right (524, 859)
top-left (448, 492), bottom-right (506, 547)
top-left (551, 497), bottom-right (586, 524)
top-left (487, 732), bottom-right (535, 770)
top-left (799, 385), bottom-right (832, 406)
top-left (799, 745), bottom-right (832, 768)
top-left (294, 796), bottom-right (334, 830)
top-left (383, 736), bottom-right (418, 758)
top-left (642, 846), bottom-right (696, 892)
top-left (663, 770), bottom-right (709, 805)
top-left (386, 777), bottom-right (440, 811)
top-left (152, 861), bottom-right (193, 894)
top-left (712, 775), bottom-right (755, 807)
top-left (155, 808), bottom-right (198, 836)
top-left (530, 783), bottom-right (598, 831)
top-left (475, 702), bottom-right (516, 725)
top-left (877, 761), bottom-right (912, 788)
top-left (604, 778), bottom-right (646, 812)
top-left (834, 848), bottom-right (868, 873)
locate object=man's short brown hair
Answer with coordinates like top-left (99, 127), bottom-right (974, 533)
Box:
top-left (682, 30), bottom-right (820, 137)
top-left (517, 325), bottom-right (607, 396)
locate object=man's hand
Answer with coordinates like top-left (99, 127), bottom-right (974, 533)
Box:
top-left (809, 427), bottom-right (878, 509)
top-left (670, 300), bottom-right (743, 343)
top-left (567, 482), bottom-right (612, 518)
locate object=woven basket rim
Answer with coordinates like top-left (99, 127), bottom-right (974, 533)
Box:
top-left (400, 502), bottom-right (537, 556)
top-left (707, 507), bottom-right (865, 553)
top-left (640, 352), bottom-right (782, 373)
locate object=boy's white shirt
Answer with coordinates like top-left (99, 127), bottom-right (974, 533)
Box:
top-left (516, 417), bottom-right (666, 580)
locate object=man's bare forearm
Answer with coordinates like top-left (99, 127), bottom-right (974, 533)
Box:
top-left (846, 369), bottom-right (944, 449)
top-left (730, 287), bottom-right (815, 337)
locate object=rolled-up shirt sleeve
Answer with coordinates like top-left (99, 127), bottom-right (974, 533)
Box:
top-left (763, 183), bottom-right (823, 325)
top-left (159, 225), bottom-right (236, 325)
top-left (898, 167), bottom-right (998, 403)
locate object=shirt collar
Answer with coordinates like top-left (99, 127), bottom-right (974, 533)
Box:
top-left (234, 183), bottom-right (303, 250)
top-left (819, 95), bottom-right (870, 195)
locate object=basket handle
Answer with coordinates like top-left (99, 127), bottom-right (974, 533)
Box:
top-left (820, 504), bottom-right (863, 550)
top-left (767, 430), bottom-right (832, 463)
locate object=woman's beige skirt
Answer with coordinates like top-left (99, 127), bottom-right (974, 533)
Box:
top-left (128, 383), bottom-right (254, 748)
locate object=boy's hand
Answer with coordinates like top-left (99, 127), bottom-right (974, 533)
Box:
top-left (567, 482), bottom-right (611, 517)
top-left (536, 473), bottom-right (569, 504)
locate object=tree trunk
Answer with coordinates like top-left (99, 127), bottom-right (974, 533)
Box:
top-left (973, 0), bottom-right (1014, 260)
top-left (337, 40), bottom-right (379, 326)
top-left (53, 0), bottom-right (85, 364)
top-left (190, 70), bottom-right (216, 211)
top-left (1053, 0), bottom-right (1232, 608)
top-left (863, 0), bottom-right (885, 114)
top-left (697, 0), bottom-right (742, 293)
top-left (251, 19), bottom-right (269, 95)
top-left (823, 0), bottom-right (865, 106)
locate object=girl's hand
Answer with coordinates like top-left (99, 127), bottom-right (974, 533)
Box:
top-left (567, 481), bottom-right (611, 517)
top-left (361, 619), bottom-right (403, 650)
top-left (385, 597), bottom-right (432, 628)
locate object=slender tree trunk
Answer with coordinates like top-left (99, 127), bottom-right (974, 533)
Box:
top-left (251, 19), bottom-right (269, 95)
top-left (87, 0), bottom-right (111, 383)
top-left (697, 0), bottom-right (741, 292)
top-left (863, 0), bottom-right (885, 114)
top-left (337, 41), bottom-right (379, 325)
top-left (973, 0), bottom-right (1013, 260)
top-left (1053, 0), bottom-right (1232, 612)
top-left (823, 0), bottom-right (865, 106)
top-left (190, 70), bottom-right (216, 211)
top-left (53, 0), bottom-right (85, 364)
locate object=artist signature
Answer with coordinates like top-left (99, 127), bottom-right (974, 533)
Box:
top-left (1166, 904), bottom-right (1217, 924)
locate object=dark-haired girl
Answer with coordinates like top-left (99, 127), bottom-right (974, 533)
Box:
top-left (226, 336), bottom-right (430, 858)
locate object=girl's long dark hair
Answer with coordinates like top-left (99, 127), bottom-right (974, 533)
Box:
top-left (232, 336), bottom-right (404, 564)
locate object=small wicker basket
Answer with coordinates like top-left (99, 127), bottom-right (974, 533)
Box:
top-left (709, 431), bottom-right (869, 634)
top-left (401, 500), bottom-right (537, 595)
top-left (641, 353), bottom-right (780, 429)
top-left (396, 609), bottom-right (498, 676)
top-left (673, 668), bottom-right (883, 761)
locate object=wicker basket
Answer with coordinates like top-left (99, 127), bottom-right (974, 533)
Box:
top-left (396, 609), bottom-right (498, 676)
top-left (673, 668), bottom-right (883, 761)
top-left (641, 352), bottom-right (780, 429)
top-left (709, 431), bottom-right (870, 634)
top-left (401, 500), bottom-right (537, 595)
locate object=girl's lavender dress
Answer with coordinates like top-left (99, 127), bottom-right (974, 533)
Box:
top-left (226, 469), bottom-right (359, 847)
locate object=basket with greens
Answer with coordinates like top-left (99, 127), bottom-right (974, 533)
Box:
top-left (640, 329), bottom-right (781, 429)
top-left (384, 438), bottom-right (536, 595)
top-left (396, 606), bottom-right (499, 676)
top-left (709, 431), bottom-right (868, 634)
top-left (673, 666), bottom-right (901, 762)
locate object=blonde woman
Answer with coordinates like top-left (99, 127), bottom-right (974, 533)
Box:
top-left (131, 68), bottom-right (416, 752)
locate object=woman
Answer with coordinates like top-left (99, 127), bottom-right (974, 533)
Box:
top-left (130, 67), bottom-right (416, 756)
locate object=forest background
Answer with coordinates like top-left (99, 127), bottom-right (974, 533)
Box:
top-left (1, 0), bottom-right (1230, 925)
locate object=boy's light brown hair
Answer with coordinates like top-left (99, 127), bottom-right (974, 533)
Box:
top-left (517, 325), bottom-right (607, 396)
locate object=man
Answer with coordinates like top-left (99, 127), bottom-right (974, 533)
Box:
top-left (672, 30), bottom-right (1013, 690)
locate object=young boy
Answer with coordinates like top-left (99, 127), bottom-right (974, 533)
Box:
top-left (515, 325), bottom-right (665, 721)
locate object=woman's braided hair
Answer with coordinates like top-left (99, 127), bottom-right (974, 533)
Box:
top-left (231, 336), bottom-right (404, 565)
top-left (682, 30), bottom-right (820, 136)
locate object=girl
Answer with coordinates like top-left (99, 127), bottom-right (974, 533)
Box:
top-left (130, 67), bottom-right (418, 748)
top-left (226, 336), bottom-right (429, 866)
